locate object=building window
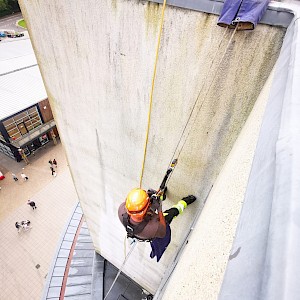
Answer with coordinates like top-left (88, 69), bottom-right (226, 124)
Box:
top-left (3, 107), bottom-right (42, 140)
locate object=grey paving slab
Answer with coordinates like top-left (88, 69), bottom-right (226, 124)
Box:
top-left (73, 249), bottom-right (94, 258)
top-left (70, 258), bottom-right (94, 268)
top-left (72, 212), bottom-right (82, 220)
top-left (64, 233), bottom-right (76, 241)
top-left (76, 235), bottom-right (93, 243)
top-left (70, 257), bottom-right (94, 267)
top-left (68, 266), bottom-right (93, 276)
top-left (58, 249), bottom-right (70, 258)
top-left (53, 266), bottom-right (66, 277)
top-left (61, 240), bottom-right (73, 250)
top-left (47, 286), bottom-right (61, 298)
top-left (69, 219), bottom-right (81, 227)
top-left (49, 276), bottom-right (63, 287)
top-left (75, 207), bottom-right (83, 214)
top-left (67, 275), bottom-right (92, 286)
top-left (78, 228), bottom-right (90, 235)
top-left (64, 294), bottom-right (92, 300)
top-left (67, 226), bottom-right (78, 234)
top-left (55, 257), bottom-right (68, 267)
top-left (64, 284), bottom-right (92, 297)
top-left (75, 242), bottom-right (94, 250)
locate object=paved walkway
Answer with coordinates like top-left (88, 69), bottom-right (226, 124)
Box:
top-left (0, 12), bottom-right (24, 31)
top-left (0, 141), bottom-right (69, 219)
top-left (0, 142), bottom-right (78, 300)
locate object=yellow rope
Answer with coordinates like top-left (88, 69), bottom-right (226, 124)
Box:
top-left (139, 0), bottom-right (167, 188)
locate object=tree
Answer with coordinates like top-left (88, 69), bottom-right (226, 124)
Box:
top-left (0, 0), bottom-right (20, 17)
top-left (0, 0), bottom-right (9, 11)
top-left (8, 0), bottom-right (20, 11)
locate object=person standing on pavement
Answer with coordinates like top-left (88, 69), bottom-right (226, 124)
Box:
top-left (21, 220), bottom-right (31, 231)
top-left (12, 173), bottom-right (18, 182)
top-left (21, 172), bottom-right (29, 181)
top-left (27, 200), bottom-right (37, 210)
top-left (48, 160), bottom-right (53, 167)
top-left (50, 166), bottom-right (57, 177)
top-left (15, 222), bottom-right (21, 233)
top-left (53, 159), bottom-right (57, 168)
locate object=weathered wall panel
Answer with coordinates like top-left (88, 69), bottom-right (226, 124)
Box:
top-left (19, 0), bottom-right (285, 293)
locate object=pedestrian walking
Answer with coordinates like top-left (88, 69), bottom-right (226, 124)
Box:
top-left (21, 220), bottom-right (31, 231)
top-left (53, 159), bottom-right (57, 168)
top-left (15, 220), bottom-right (32, 233)
top-left (15, 222), bottom-right (21, 233)
top-left (50, 166), bottom-right (57, 177)
top-left (12, 173), bottom-right (18, 182)
top-left (27, 200), bottom-right (37, 210)
top-left (48, 159), bottom-right (53, 167)
top-left (20, 172), bottom-right (29, 181)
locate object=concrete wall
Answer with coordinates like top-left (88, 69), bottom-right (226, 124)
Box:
top-left (19, 0), bottom-right (285, 293)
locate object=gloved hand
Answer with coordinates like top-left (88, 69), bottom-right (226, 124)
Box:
top-left (147, 189), bottom-right (157, 197)
top-left (150, 194), bottom-right (161, 211)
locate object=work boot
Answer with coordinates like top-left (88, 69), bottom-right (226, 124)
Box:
top-left (181, 195), bottom-right (196, 205)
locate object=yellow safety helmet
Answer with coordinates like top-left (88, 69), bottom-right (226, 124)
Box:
top-left (125, 188), bottom-right (150, 221)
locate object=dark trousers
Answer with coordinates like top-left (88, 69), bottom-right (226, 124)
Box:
top-left (164, 208), bottom-right (179, 224)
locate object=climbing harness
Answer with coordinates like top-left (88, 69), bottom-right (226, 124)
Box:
top-left (122, 195), bottom-right (159, 241)
top-left (122, 157), bottom-right (177, 240)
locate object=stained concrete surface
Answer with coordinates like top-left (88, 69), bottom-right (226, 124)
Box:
top-left (160, 69), bottom-right (275, 300)
top-left (19, 0), bottom-right (285, 294)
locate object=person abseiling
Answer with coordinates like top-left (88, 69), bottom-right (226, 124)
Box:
top-left (118, 188), bottom-right (196, 261)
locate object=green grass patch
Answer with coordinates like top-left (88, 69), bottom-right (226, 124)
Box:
top-left (18, 19), bottom-right (27, 29)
